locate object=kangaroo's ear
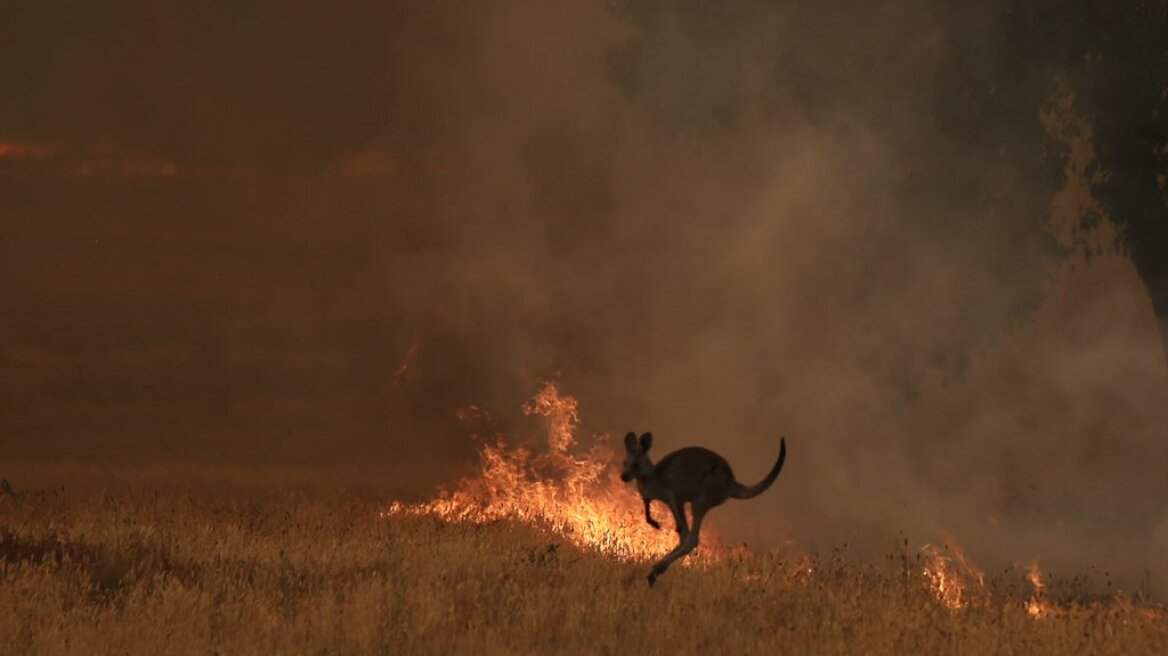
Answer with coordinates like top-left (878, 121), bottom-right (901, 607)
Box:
top-left (639, 432), bottom-right (653, 453)
top-left (624, 432), bottom-right (638, 452)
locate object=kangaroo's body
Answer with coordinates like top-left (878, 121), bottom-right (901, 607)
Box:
top-left (621, 432), bottom-right (786, 586)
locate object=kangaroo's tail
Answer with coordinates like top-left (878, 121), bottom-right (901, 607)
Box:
top-left (730, 437), bottom-right (787, 500)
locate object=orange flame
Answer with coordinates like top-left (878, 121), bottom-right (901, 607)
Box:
top-left (921, 540), bottom-right (986, 609)
top-left (0, 141), bottom-right (54, 159)
top-left (386, 382), bottom-right (710, 562)
top-left (1025, 560), bottom-right (1053, 619)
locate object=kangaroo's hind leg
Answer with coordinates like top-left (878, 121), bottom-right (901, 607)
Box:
top-left (647, 503), bottom-right (708, 586)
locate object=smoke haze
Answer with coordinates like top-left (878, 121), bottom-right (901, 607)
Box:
top-left (3, 1), bottom-right (1165, 593)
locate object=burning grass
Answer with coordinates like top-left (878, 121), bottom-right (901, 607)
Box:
top-left (1, 471), bottom-right (1166, 655)
top-left (386, 382), bottom-right (705, 563)
top-left (3, 382), bottom-right (1165, 653)
top-left (920, 540), bottom-right (987, 610)
top-left (1025, 560), bottom-right (1055, 619)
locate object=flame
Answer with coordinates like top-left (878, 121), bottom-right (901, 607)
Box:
top-left (0, 141), bottom-right (54, 159)
top-left (386, 382), bottom-right (710, 562)
top-left (921, 540), bottom-right (986, 609)
top-left (521, 382), bottom-right (579, 453)
top-left (1025, 561), bottom-right (1054, 619)
top-left (391, 337), bottom-right (420, 387)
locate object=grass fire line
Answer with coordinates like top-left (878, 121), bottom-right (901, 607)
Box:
top-left (2, 423), bottom-right (1166, 653)
top-left (385, 382), bottom-right (1167, 623)
top-left (385, 382), bottom-right (694, 563)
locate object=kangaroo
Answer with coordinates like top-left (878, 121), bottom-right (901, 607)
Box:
top-left (620, 431), bottom-right (787, 586)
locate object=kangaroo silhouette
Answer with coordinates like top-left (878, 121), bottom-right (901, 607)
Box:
top-left (620, 431), bottom-right (787, 586)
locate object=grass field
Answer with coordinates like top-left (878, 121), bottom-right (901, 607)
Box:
top-left (1, 464), bottom-right (1166, 655)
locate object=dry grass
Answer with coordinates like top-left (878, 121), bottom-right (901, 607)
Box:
top-left (1, 465), bottom-right (1166, 655)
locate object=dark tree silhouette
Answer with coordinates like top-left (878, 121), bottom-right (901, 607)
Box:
top-left (1073, 3), bottom-right (1168, 351)
top-left (609, 0), bottom-right (1168, 359)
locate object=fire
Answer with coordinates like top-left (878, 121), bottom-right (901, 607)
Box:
top-left (522, 382), bottom-right (579, 453)
top-left (1024, 561), bottom-right (1053, 619)
top-left (921, 540), bottom-right (986, 609)
top-left (386, 382), bottom-right (707, 562)
top-left (0, 141), bottom-right (54, 159)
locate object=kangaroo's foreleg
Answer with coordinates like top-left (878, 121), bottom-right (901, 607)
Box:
top-left (647, 505), bottom-right (706, 586)
top-left (668, 500), bottom-right (689, 540)
top-left (643, 497), bottom-right (660, 530)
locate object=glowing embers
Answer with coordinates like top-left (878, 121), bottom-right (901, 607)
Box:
top-left (920, 541), bottom-right (987, 610)
top-left (386, 382), bottom-right (705, 562)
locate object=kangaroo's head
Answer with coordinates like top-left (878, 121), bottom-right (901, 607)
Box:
top-left (620, 432), bottom-right (654, 482)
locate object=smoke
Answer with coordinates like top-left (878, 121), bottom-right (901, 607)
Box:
top-left (2, 0), bottom-right (1166, 594)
